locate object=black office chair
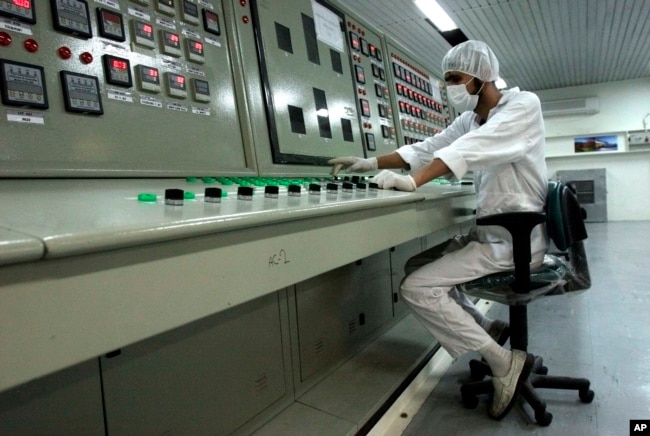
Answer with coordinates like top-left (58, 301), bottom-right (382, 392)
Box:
top-left (457, 181), bottom-right (594, 425)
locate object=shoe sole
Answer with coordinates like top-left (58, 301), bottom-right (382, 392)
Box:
top-left (489, 352), bottom-right (535, 420)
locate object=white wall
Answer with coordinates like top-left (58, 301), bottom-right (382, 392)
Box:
top-left (535, 78), bottom-right (650, 221)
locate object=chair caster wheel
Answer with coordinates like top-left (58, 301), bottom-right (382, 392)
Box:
top-left (537, 365), bottom-right (548, 375)
top-left (469, 360), bottom-right (487, 381)
top-left (579, 389), bottom-right (595, 403)
top-left (535, 410), bottom-right (553, 426)
top-left (461, 392), bottom-right (479, 409)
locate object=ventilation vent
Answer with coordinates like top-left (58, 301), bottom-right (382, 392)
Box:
top-left (541, 97), bottom-right (600, 117)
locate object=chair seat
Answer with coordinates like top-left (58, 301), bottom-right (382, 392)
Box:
top-left (459, 255), bottom-right (568, 305)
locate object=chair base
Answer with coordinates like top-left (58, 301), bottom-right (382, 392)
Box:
top-left (460, 356), bottom-right (594, 426)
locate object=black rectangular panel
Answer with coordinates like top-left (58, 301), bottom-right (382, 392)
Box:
top-left (341, 118), bottom-right (353, 142)
top-left (288, 105), bottom-right (306, 134)
top-left (302, 14), bottom-right (320, 65)
top-left (275, 22), bottom-right (293, 54)
top-left (313, 88), bottom-right (331, 138)
top-left (330, 49), bottom-right (342, 74)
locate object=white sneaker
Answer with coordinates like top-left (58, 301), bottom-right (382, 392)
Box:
top-left (489, 349), bottom-right (534, 419)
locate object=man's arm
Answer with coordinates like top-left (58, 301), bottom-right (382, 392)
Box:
top-left (411, 158), bottom-right (452, 187)
top-left (376, 151), bottom-right (410, 170)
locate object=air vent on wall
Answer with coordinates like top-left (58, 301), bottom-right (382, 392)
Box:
top-left (541, 97), bottom-right (600, 117)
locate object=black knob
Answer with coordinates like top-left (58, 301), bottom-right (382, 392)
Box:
top-left (204, 187), bottom-right (222, 203)
top-left (165, 188), bottom-right (184, 205)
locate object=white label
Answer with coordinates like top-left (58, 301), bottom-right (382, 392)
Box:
top-left (204, 36), bottom-right (221, 48)
top-left (140, 96), bottom-right (163, 108)
top-left (312, 1), bottom-right (343, 52)
top-left (6, 109), bottom-right (44, 124)
top-left (95, 0), bottom-right (120, 10)
top-left (0, 18), bottom-right (32, 35)
top-left (167, 102), bottom-right (188, 112)
top-left (186, 66), bottom-right (205, 77)
top-left (107, 89), bottom-right (134, 103)
top-left (156, 17), bottom-right (176, 30)
top-left (192, 106), bottom-right (211, 116)
top-left (127, 7), bottom-right (150, 21)
top-left (198, 0), bottom-right (214, 10)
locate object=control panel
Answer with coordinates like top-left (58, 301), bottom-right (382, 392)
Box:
top-left (0, 0), bottom-right (252, 177)
top-left (384, 39), bottom-right (450, 146)
top-left (344, 14), bottom-right (397, 157)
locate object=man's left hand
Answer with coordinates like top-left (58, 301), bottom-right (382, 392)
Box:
top-left (371, 170), bottom-right (417, 192)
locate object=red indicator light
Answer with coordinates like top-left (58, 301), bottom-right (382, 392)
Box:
top-left (58, 46), bottom-right (72, 59)
top-left (0, 32), bottom-right (12, 46)
top-left (23, 38), bottom-right (38, 52)
top-left (170, 34), bottom-right (179, 43)
top-left (143, 24), bottom-right (153, 34)
top-left (80, 52), bottom-right (93, 64)
top-left (193, 41), bottom-right (203, 51)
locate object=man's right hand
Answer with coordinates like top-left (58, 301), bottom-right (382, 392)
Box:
top-left (328, 156), bottom-right (378, 176)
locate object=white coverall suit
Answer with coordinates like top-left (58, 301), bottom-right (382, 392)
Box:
top-left (397, 88), bottom-right (548, 357)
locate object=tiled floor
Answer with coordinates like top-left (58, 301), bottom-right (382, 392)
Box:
top-left (401, 221), bottom-right (650, 435)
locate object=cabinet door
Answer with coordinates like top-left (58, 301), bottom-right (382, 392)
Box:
top-left (0, 360), bottom-right (104, 435)
top-left (101, 292), bottom-right (288, 435)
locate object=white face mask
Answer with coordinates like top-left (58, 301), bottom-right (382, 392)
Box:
top-left (447, 77), bottom-right (483, 113)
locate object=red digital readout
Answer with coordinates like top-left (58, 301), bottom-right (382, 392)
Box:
top-left (193, 41), bottom-right (203, 51)
top-left (13, 0), bottom-right (31, 8)
top-left (148, 68), bottom-right (158, 78)
top-left (142, 24), bottom-right (153, 34)
top-left (175, 76), bottom-right (185, 85)
top-left (169, 33), bottom-right (179, 43)
top-left (111, 59), bottom-right (127, 70)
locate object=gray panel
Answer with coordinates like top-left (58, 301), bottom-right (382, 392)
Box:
top-left (384, 39), bottom-right (450, 147)
top-left (556, 168), bottom-right (607, 222)
top-left (101, 292), bottom-right (288, 435)
top-left (0, 360), bottom-right (104, 435)
top-left (252, 0), bottom-right (362, 163)
top-left (357, 251), bottom-right (393, 335)
top-left (294, 250), bottom-right (395, 386)
top-left (0, 0), bottom-right (252, 176)
top-left (295, 263), bottom-right (362, 382)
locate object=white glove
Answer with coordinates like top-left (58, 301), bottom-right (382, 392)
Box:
top-left (328, 156), bottom-right (378, 176)
top-left (371, 170), bottom-right (417, 192)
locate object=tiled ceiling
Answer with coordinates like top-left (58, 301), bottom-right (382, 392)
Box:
top-left (337, 0), bottom-right (650, 91)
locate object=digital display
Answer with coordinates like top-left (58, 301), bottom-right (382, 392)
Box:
top-left (102, 54), bottom-right (132, 87)
top-left (182, 0), bottom-right (199, 24)
top-left (0, 59), bottom-right (48, 108)
top-left (97, 8), bottom-right (125, 42)
top-left (166, 72), bottom-right (187, 98)
top-left (202, 9), bottom-right (220, 36)
top-left (354, 65), bottom-right (365, 84)
top-left (0, 0), bottom-right (36, 23)
top-left (136, 65), bottom-right (160, 92)
top-left (192, 78), bottom-right (210, 102)
top-left (360, 98), bottom-right (370, 117)
top-left (133, 20), bottom-right (155, 48)
top-left (160, 30), bottom-right (181, 56)
top-left (349, 31), bottom-right (359, 50)
top-left (51, 0), bottom-right (92, 38)
top-left (360, 38), bottom-right (369, 56)
top-left (59, 70), bottom-right (103, 114)
top-left (156, 0), bottom-right (175, 16)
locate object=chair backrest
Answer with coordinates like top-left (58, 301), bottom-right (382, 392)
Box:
top-left (546, 181), bottom-right (588, 251)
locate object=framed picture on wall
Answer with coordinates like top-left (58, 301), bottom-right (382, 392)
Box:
top-left (574, 134), bottom-right (618, 153)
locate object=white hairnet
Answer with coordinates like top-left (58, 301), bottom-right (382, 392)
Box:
top-left (441, 40), bottom-right (499, 82)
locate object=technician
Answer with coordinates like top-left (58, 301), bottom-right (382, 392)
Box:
top-left (329, 40), bottom-right (547, 420)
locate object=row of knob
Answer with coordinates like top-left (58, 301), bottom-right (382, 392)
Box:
top-left (140, 182), bottom-right (381, 205)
